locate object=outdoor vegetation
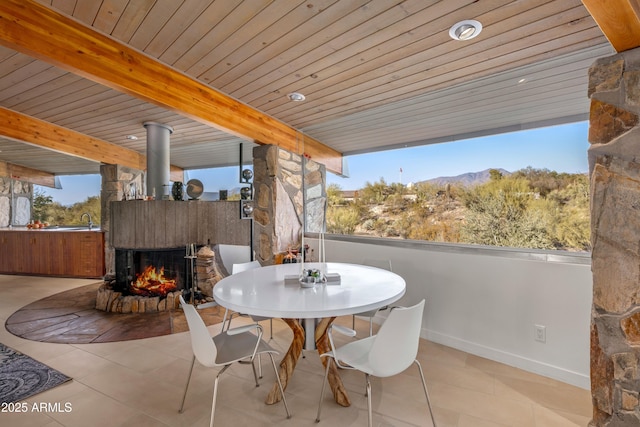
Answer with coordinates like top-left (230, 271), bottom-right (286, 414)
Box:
top-left (33, 188), bottom-right (101, 226)
top-left (326, 167), bottom-right (590, 252)
top-left (31, 167), bottom-right (590, 251)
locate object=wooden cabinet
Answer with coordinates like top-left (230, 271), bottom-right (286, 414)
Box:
top-left (68, 232), bottom-right (104, 277)
top-left (0, 232), bottom-right (18, 272)
top-left (28, 232), bottom-right (51, 275)
top-left (0, 230), bottom-right (105, 278)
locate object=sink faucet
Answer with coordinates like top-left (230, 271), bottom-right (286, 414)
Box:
top-left (81, 212), bottom-right (94, 230)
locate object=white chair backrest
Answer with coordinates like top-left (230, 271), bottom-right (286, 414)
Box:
top-left (369, 299), bottom-right (425, 377)
top-left (363, 259), bottom-right (392, 272)
top-left (180, 295), bottom-right (218, 367)
top-left (218, 244), bottom-right (252, 274)
top-left (232, 260), bottom-right (261, 274)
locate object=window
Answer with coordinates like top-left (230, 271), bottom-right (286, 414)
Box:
top-left (326, 122), bottom-right (590, 252)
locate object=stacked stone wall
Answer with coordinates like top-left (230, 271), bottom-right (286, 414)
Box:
top-left (252, 145), bottom-right (326, 265)
top-left (100, 164), bottom-right (144, 273)
top-left (589, 47), bottom-right (640, 426)
top-left (0, 176), bottom-right (32, 227)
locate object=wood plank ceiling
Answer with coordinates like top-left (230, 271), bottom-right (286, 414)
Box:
top-left (0, 0), bottom-right (627, 182)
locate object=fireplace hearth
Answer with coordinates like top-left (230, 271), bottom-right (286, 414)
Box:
top-left (95, 247), bottom-right (189, 313)
top-left (95, 282), bottom-right (182, 313)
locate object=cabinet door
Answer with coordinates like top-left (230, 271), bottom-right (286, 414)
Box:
top-left (0, 232), bottom-right (28, 274)
top-left (13, 232), bottom-right (31, 274)
top-left (66, 233), bottom-right (104, 278)
top-left (48, 234), bottom-right (67, 276)
top-left (31, 233), bottom-right (51, 275)
top-left (0, 233), bottom-right (10, 272)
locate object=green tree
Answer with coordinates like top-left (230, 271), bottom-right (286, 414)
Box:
top-left (489, 168), bottom-right (503, 181)
top-left (34, 193), bottom-right (101, 226)
top-left (32, 188), bottom-right (53, 222)
top-left (326, 183), bottom-right (344, 206)
top-left (359, 178), bottom-right (391, 204)
top-left (512, 166), bottom-right (575, 197)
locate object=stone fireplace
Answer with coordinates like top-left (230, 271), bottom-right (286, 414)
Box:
top-left (96, 244), bottom-right (227, 313)
top-left (104, 200), bottom-right (251, 312)
top-left (97, 246), bottom-right (188, 313)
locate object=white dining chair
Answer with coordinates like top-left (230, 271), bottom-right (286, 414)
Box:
top-left (179, 261), bottom-right (271, 413)
top-left (352, 259), bottom-right (392, 335)
top-left (316, 299), bottom-right (437, 427)
top-left (179, 299), bottom-right (220, 414)
top-left (178, 295), bottom-right (291, 427)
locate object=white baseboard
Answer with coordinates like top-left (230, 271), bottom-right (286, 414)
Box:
top-left (423, 329), bottom-right (590, 390)
top-left (363, 313), bottom-right (590, 390)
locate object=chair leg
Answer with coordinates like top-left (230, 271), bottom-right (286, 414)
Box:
top-left (365, 373), bottom-right (372, 427)
top-left (415, 360), bottom-right (437, 427)
top-left (220, 308), bottom-right (229, 332)
top-left (364, 375), bottom-right (368, 397)
top-left (269, 318), bottom-right (273, 340)
top-left (179, 355), bottom-right (196, 413)
top-left (210, 365), bottom-right (229, 427)
top-left (251, 359), bottom-right (260, 387)
top-left (369, 316), bottom-right (373, 336)
top-left (258, 354), bottom-right (263, 379)
top-left (315, 357), bottom-right (332, 422)
top-left (224, 313), bottom-right (234, 331)
top-left (267, 352), bottom-right (291, 419)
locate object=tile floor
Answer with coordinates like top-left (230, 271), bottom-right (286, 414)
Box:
top-left (0, 275), bottom-right (592, 427)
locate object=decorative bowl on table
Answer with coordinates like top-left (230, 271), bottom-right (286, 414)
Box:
top-left (299, 268), bottom-right (324, 288)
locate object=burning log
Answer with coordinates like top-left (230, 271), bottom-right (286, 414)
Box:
top-left (129, 265), bottom-right (177, 297)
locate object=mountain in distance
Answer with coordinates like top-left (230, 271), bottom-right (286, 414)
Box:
top-left (419, 168), bottom-right (511, 187)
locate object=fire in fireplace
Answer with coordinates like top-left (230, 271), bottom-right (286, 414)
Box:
top-left (114, 248), bottom-right (188, 297)
top-left (129, 265), bottom-right (178, 297)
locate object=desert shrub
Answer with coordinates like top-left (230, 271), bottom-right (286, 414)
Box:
top-left (326, 205), bottom-right (360, 234)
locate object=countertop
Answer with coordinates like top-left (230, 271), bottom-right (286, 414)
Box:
top-left (0, 226), bottom-right (102, 232)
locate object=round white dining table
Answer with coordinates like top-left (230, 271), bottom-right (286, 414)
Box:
top-left (213, 262), bottom-right (406, 407)
top-left (213, 262), bottom-right (405, 318)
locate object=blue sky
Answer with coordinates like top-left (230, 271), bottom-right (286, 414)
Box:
top-left (328, 121), bottom-right (589, 189)
top-left (40, 121), bottom-right (589, 206)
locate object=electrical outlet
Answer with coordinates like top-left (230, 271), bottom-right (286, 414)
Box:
top-left (535, 324), bottom-right (546, 343)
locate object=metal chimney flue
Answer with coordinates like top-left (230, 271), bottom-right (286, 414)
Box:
top-left (143, 122), bottom-right (173, 200)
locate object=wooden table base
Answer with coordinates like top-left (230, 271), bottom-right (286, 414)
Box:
top-left (265, 317), bottom-right (350, 407)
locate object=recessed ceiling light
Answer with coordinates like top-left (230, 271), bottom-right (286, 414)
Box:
top-left (449, 20), bottom-right (483, 41)
top-left (518, 78), bottom-right (527, 84)
top-left (126, 135), bottom-right (138, 140)
top-left (287, 92), bottom-right (306, 102)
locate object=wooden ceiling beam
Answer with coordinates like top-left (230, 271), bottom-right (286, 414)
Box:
top-left (0, 0), bottom-right (343, 175)
top-left (582, 0), bottom-right (640, 52)
top-left (0, 106), bottom-right (147, 171)
top-left (0, 160), bottom-right (57, 188)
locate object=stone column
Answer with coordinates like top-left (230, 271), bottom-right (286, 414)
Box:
top-left (589, 48), bottom-right (640, 426)
top-left (252, 145), bottom-right (326, 265)
top-left (0, 177), bottom-right (32, 227)
top-left (0, 177), bottom-right (11, 227)
top-left (100, 164), bottom-right (144, 273)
